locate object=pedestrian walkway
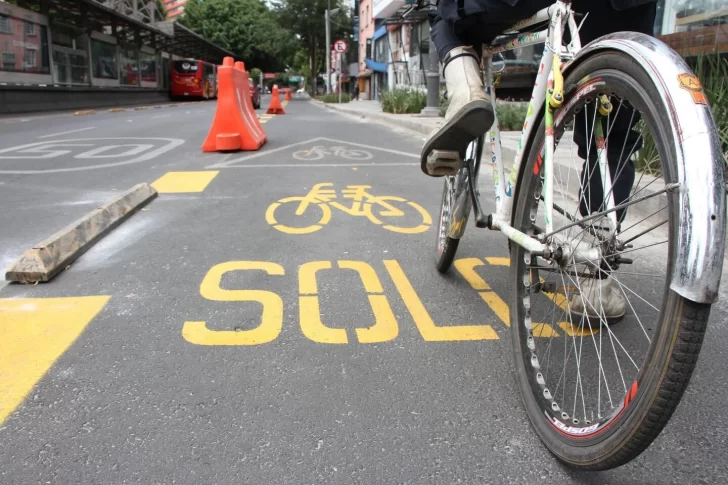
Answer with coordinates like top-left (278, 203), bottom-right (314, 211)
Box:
top-left (315, 99), bottom-right (444, 138)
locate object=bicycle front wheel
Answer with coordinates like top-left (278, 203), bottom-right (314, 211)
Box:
top-left (510, 52), bottom-right (713, 470)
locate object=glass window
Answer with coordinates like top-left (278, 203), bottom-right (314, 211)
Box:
top-left (91, 38), bottom-right (117, 79)
top-left (119, 44), bottom-right (139, 86)
top-left (0, 15), bottom-right (11, 34)
top-left (173, 60), bottom-right (199, 73)
top-left (140, 51), bottom-right (157, 83)
top-left (53, 46), bottom-right (88, 85)
top-left (656, 0), bottom-right (728, 55)
top-left (2, 52), bottom-right (16, 71)
top-left (0, 14), bottom-right (49, 74)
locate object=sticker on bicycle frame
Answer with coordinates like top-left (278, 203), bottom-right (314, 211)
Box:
top-left (678, 73), bottom-right (708, 105)
top-left (265, 182), bottom-right (432, 235)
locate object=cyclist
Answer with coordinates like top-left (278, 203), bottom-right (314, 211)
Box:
top-left (422, 0), bottom-right (657, 323)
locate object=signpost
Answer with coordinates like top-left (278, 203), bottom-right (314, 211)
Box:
top-left (332, 40), bottom-right (348, 103)
top-left (333, 39), bottom-right (348, 54)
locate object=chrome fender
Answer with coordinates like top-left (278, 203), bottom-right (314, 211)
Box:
top-left (564, 32), bottom-right (725, 303)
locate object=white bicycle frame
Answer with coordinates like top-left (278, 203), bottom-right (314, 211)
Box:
top-left (479, 1), bottom-right (601, 262)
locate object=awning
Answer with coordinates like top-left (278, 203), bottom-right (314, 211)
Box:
top-left (155, 21), bottom-right (237, 65)
top-left (373, 25), bottom-right (388, 41)
top-left (24, 0), bottom-right (236, 65)
top-left (365, 58), bottom-right (387, 73)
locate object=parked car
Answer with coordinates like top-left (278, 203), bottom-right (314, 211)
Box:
top-left (249, 78), bottom-right (261, 109)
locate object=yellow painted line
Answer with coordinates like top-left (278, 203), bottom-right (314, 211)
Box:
top-left (485, 257), bottom-right (510, 266)
top-left (298, 260), bottom-right (398, 344)
top-left (559, 321), bottom-right (598, 337)
top-left (384, 260), bottom-right (498, 341)
top-left (151, 171), bottom-right (219, 193)
top-left (74, 110), bottom-right (96, 116)
top-left (478, 292), bottom-right (510, 327)
top-left (134, 106), bottom-right (148, 111)
top-left (454, 258), bottom-right (490, 290)
top-left (0, 296), bottom-right (110, 424)
top-left (182, 261), bottom-right (284, 346)
top-left (108, 107), bottom-right (126, 112)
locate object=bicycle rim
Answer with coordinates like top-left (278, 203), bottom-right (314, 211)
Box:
top-left (509, 52), bottom-right (711, 470)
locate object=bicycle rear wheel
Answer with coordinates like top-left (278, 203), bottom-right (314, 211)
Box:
top-left (435, 136), bottom-right (483, 272)
top-left (510, 52), bottom-right (713, 470)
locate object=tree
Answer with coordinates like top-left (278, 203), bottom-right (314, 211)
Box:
top-left (180, 0), bottom-right (296, 72)
top-left (271, 0), bottom-right (353, 95)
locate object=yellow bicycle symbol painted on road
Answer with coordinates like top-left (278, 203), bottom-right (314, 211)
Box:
top-left (265, 183), bottom-right (432, 235)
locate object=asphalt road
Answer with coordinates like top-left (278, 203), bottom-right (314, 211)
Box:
top-left (1, 96), bottom-right (727, 485)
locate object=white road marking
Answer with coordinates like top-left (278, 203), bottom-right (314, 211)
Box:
top-left (208, 137), bottom-right (419, 169)
top-left (152, 114), bottom-right (171, 119)
top-left (218, 162), bottom-right (418, 168)
top-left (37, 127), bottom-right (95, 139)
top-left (0, 137), bottom-right (185, 174)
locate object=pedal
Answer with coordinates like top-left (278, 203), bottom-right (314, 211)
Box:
top-left (426, 150), bottom-right (461, 176)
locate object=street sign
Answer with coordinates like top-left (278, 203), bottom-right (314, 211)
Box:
top-left (263, 73), bottom-right (276, 79)
top-left (333, 39), bottom-right (348, 53)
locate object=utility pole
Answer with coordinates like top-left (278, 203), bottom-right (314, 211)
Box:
top-left (420, 14), bottom-right (440, 116)
top-left (325, 0), bottom-right (331, 94)
top-left (325, 2), bottom-right (341, 95)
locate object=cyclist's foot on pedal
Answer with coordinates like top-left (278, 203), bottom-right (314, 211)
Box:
top-left (421, 46), bottom-right (495, 177)
top-left (568, 276), bottom-right (627, 325)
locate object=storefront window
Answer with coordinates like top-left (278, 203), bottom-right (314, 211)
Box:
top-left (91, 38), bottom-right (117, 79)
top-left (656, 0), bottom-right (728, 55)
top-left (140, 50), bottom-right (157, 83)
top-left (119, 44), bottom-right (138, 86)
top-left (0, 14), bottom-right (50, 74)
top-left (53, 47), bottom-right (88, 85)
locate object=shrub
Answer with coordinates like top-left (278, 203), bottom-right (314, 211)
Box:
top-left (636, 50), bottom-right (728, 174)
top-left (439, 94), bottom-right (529, 131)
top-left (318, 93), bottom-right (350, 103)
top-left (380, 88), bottom-right (427, 114)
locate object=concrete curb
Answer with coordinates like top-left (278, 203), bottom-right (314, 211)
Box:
top-left (5, 183), bottom-right (158, 283)
top-left (315, 100), bottom-right (441, 137)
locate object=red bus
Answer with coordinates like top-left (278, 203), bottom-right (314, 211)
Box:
top-left (170, 59), bottom-right (217, 99)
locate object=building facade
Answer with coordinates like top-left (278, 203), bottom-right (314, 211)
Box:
top-left (359, 0), bottom-right (727, 99)
top-left (0, 1), bottom-right (233, 93)
top-left (163, 0), bottom-right (188, 19)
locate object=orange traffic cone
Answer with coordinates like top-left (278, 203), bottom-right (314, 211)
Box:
top-left (267, 85), bottom-right (286, 115)
top-left (285, 88), bottom-right (292, 101)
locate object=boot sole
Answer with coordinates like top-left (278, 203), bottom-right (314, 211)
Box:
top-left (570, 309), bottom-right (626, 327)
top-left (420, 100), bottom-right (494, 177)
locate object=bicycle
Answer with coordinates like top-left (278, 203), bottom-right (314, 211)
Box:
top-left (265, 183), bottom-right (432, 234)
top-left (293, 145), bottom-right (373, 161)
top-left (416, 0), bottom-right (726, 471)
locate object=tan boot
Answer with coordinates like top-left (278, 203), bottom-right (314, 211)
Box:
top-left (421, 46), bottom-right (494, 177)
top-left (569, 276), bottom-right (627, 325)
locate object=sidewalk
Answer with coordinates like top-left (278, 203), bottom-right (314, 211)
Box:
top-left (314, 97), bottom-right (668, 229)
top-left (314, 99), bottom-right (444, 137)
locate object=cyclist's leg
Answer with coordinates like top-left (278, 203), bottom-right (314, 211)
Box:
top-left (421, 0), bottom-right (554, 176)
top-left (571, 1), bottom-right (657, 221)
top-left (568, 1), bottom-right (658, 320)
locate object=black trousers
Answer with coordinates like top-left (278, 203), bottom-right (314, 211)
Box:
top-left (430, 0), bottom-right (657, 220)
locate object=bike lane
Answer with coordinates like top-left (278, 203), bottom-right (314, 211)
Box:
top-left (1, 98), bottom-right (727, 484)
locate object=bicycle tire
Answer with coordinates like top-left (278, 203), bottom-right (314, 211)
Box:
top-left (510, 51), bottom-right (712, 470)
top-left (435, 136), bottom-right (483, 272)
